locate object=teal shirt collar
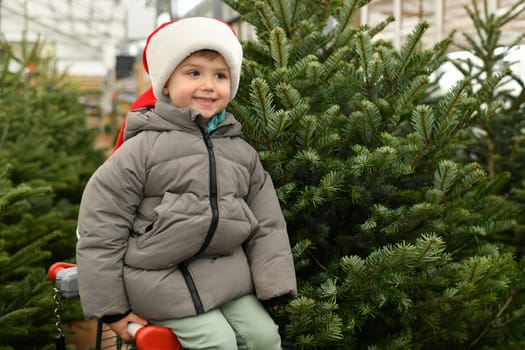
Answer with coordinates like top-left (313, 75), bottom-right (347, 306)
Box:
top-left (206, 110), bottom-right (226, 133)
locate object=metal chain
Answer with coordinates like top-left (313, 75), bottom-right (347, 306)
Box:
top-left (52, 287), bottom-right (64, 339)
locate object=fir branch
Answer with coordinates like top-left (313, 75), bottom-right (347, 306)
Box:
top-left (393, 22), bottom-right (429, 82)
top-left (313, 105), bottom-right (340, 150)
top-left (0, 307), bottom-right (40, 335)
top-left (323, 46), bottom-right (351, 81)
top-left (333, 0), bottom-right (361, 38)
top-left (267, 109), bottom-right (291, 142)
top-left (450, 163), bottom-right (486, 197)
top-left (275, 82), bottom-right (305, 109)
top-left (432, 78), bottom-right (471, 140)
top-left (396, 76), bottom-right (430, 115)
top-left (361, 100), bottom-right (383, 141)
top-left (249, 78), bottom-right (275, 148)
top-left (283, 54), bottom-right (317, 83)
top-left (354, 32), bottom-right (374, 89)
top-left (293, 26), bottom-right (323, 60)
top-left (463, 2), bottom-right (491, 54)
top-left (255, 1), bottom-right (280, 33)
top-left (306, 61), bottom-right (322, 84)
top-left (270, 27), bottom-right (289, 69)
top-left (298, 115), bottom-right (317, 148)
top-left (410, 105), bottom-right (435, 143)
top-left (378, 46), bottom-right (397, 83)
top-left (471, 70), bottom-right (507, 107)
top-left (268, 0), bottom-right (291, 34)
top-left (426, 34), bottom-right (455, 72)
top-left (468, 288), bottom-right (518, 348)
top-left (496, 2), bottom-right (525, 27)
top-left (333, 25), bottom-right (359, 51)
top-left (367, 15), bottom-right (395, 39)
top-left (1, 231), bottom-right (61, 281)
top-left (434, 160), bottom-right (460, 194)
top-left (0, 183), bottom-right (51, 214)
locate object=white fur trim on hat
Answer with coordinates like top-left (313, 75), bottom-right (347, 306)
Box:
top-left (144, 17), bottom-right (243, 102)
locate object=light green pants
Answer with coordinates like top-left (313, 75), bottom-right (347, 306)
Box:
top-left (151, 294), bottom-right (282, 350)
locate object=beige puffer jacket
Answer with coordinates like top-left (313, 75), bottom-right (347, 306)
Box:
top-left (76, 101), bottom-right (297, 321)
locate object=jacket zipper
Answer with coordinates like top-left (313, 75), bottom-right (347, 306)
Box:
top-left (180, 262), bottom-right (204, 313)
top-left (179, 123), bottom-right (220, 314)
top-left (195, 130), bottom-right (219, 255)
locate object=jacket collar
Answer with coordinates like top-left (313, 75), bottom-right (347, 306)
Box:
top-left (123, 101), bottom-right (242, 142)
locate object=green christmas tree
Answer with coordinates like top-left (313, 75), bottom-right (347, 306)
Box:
top-left (0, 32), bottom-right (104, 348)
top-left (447, 0), bottom-right (525, 258)
top-left (224, 0), bottom-right (525, 348)
top-left (0, 33), bottom-right (104, 259)
top-left (0, 164), bottom-right (62, 349)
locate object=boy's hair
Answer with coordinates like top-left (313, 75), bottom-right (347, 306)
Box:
top-left (144, 17), bottom-right (243, 102)
top-left (189, 49), bottom-right (223, 60)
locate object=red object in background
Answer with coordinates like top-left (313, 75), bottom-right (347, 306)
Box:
top-left (26, 63), bottom-right (36, 73)
top-left (112, 87), bottom-right (156, 154)
top-left (47, 262), bottom-right (76, 282)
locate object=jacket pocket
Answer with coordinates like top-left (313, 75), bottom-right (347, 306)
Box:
top-left (132, 196), bottom-right (161, 235)
top-left (204, 197), bottom-right (259, 255)
top-left (125, 192), bottom-right (211, 269)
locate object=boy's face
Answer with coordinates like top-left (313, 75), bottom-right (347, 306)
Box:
top-left (162, 52), bottom-right (231, 120)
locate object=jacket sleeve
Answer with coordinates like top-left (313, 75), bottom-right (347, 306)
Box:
top-left (244, 157), bottom-right (297, 302)
top-left (76, 138), bottom-right (147, 320)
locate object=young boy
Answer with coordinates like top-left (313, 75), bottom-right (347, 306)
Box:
top-left (76, 17), bottom-right (297, 349)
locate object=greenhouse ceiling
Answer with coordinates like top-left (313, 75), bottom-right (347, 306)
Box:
top-left (0, 0), bottom-right (196, 74)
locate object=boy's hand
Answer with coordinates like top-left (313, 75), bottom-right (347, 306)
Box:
top-left (108, 312), bottom-right (148, 342)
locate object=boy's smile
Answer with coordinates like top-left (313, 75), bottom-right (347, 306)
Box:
top-left (162, 52), bottom-right (231, 120)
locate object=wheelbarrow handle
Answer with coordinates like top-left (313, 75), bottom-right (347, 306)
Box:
top-left (127, 323), bottom-right (182, 350)
top-left (48, 262), bottom-right (76, 282)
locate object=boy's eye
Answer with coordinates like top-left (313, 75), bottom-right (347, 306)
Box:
top-left (216, 72), bottom-right (228, 79)
top-left (188, 70), bottom-right (200, 77)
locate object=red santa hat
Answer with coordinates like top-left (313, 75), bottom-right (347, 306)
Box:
top-left (112, 17), bottom-right (243, 153)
